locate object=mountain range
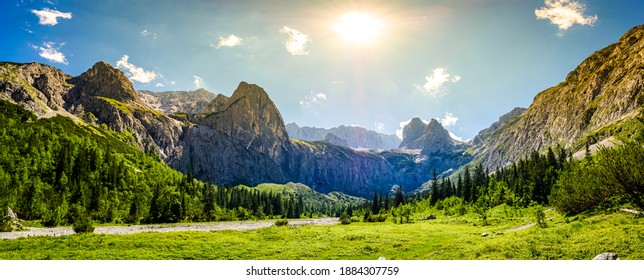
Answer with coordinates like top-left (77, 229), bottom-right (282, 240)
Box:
top-left (1, 24), bottom-right (643, 198)
top-left (285, 123), bottom-right (401, 150)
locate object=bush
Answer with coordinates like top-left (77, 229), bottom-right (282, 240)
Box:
top-left (533, 205), bottom-right (546, 228)
top-left (274, 219), bottom-right (288, 227)
top-left (72, 216), bottom-right (95, 234)
top-left (0, 208), bottom-right (11, 232)
top-left (339, 214), bottom-right (351, 225)
top-left (42, 205), bottom-right (66, 227)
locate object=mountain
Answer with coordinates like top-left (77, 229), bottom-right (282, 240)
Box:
top-left (286, 123), bottom-right (401, 149)
top-left (475, 25), bottom-right (644, 169)
top-left (398, 118), bottom-right (456, 155)
top-left (138, 88), bottom-right (216, 114)
top-left (322, 133), bottom-right (349, 147)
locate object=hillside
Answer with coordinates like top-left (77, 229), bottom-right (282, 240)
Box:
top-left (474, 25), bottom-right (644, 169)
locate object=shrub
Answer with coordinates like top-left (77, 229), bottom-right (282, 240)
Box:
top-left (339, 214), bottom-right (351, 225)
top-left (72, 216), bottom-right (95, 234)
top-left (274, 219), bottom-right (288, 227)
top-left (533, 205), bottom-right (546, 228)
top-left (42, 205), bottom-right (66, 227)
top-left (0, 208), bottom-right (11, 232)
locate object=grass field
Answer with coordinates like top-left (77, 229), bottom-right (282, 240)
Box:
top-left (1, 207), bottom-right (643, 260)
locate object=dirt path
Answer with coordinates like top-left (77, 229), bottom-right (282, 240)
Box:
top-left (505, 217), bottom-right (554, 233)
top-left (0, 218), bottom-right (338, 240)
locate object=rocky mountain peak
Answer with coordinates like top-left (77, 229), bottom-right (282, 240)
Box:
top-left (195, 81), bottom-right (290, 161)
top-left (72, 61), bottom-right (139, 103)
top-left (399, 117), bottom-right (454, 154)
top-left (399, 118), bottom-right (427, 148)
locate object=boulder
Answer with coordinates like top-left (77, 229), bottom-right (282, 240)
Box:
top-left (593, 253), bottom-right (619, 260)
top-left (1, 207), bottom-right (25, 232)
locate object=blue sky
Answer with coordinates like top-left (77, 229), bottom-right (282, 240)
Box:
top-left (2, 0), bottom-right (643, 140)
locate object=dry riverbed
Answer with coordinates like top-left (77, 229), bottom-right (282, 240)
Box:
top-left (0, 218), bottom-right (339, 240)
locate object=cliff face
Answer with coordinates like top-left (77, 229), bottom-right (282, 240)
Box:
top-left (192, 82), bottom-right (291, 164)
top-left (475, 25), bottom-right (644, 168)
top-left (138, 88), bottom-right (216, 114)
top-left (0, 62), bottom-right (72, 115)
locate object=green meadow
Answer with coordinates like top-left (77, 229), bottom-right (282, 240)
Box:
top-left (1, 206), bottom-right (642, 260)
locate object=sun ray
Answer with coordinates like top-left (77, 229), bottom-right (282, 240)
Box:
top-left (333, 12), bottom-right (385, 44)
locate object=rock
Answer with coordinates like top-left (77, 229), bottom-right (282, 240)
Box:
top-left (593, 252), bottom-right (619, 260)
top-left (482, 232), bottom-right (489, 237)
top-left (7, 207), bottom-right (17, 220)
top-left (2, 207), bottom-right (25, 232)
top-left (138, 88), bottom-right (217, 114)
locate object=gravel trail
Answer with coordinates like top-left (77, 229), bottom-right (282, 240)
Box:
top-left (0, 218), bottom-right (338, 240)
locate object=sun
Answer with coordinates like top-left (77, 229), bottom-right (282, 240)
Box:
top-left (334, 12), bottom-right (385, 44)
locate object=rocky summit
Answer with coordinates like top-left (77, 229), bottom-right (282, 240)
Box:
top-left (399, 118), bottom-right (456, 155)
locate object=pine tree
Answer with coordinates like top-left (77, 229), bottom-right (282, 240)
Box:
top-left (463, 166), bottom-right (472, 202)
top-left (372, 192), bottom-right (380, 214)
top-left (394, 187), bottom-right (405, 207)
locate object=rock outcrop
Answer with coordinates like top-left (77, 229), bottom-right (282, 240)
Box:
top-left (138, 88), bottom-right (217, 114)
top-left (0, 62), bottom-right (71, 115)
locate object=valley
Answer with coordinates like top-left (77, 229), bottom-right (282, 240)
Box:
top-left (0, 3), bottom-right (643, 261)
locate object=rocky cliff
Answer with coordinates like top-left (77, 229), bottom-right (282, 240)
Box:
top-left (138, 88), bottom-right (216, 114)
top-left (475, 25), bottom-right (644, 168)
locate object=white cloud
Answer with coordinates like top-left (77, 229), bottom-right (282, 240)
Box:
top-left (32, 42), bottom-right (68, 64)
top-left (437, 112), bottom-right (458, 127)
top-left (535, 0), bottom-right (597, 30)
top-left (115, 55), bottom-right (157, 83)
top-left (193, 75), bottom-right (203, 88)
top-left (299, 91), bottom-right (327, 107)
top-left (140, 29), bottom-right (158, 40)
top-left (31, 8), bottom-right (72, 26)
top-left (374, 122), bottom-right (385, 132)
top-left (170, 81), bottom-right (176, 85)
top-left (155, 83), bottom-right (164, 88)
top-left (279, 26), bottom-right (310, 56)
top-left (416, 68), bottom-right (461, 97)
top-left (448, 131), bottom-right (463, 142)
top-left (213, 34), bottom-right (242, 48)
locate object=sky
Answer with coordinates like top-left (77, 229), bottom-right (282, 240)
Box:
top-left (2, 0), bottom-right (643, 141)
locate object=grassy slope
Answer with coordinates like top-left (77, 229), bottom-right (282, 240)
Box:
top-left (1, 209), bottom-right (642, 260)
